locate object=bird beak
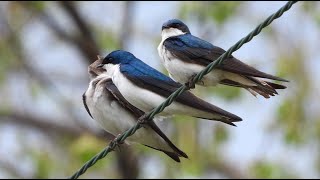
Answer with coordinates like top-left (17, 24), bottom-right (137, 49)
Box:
top-left (97, 64), bottom-right (104, 68)
top-left (162, 25), bottom-right (169, 30)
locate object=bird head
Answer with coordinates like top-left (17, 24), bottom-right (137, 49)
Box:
top-left (161, 19), bottom-right (191, 39)
top-left (97, 50), bottom-right (136, 68)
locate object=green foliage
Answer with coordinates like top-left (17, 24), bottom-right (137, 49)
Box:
top-left (250, 161), bottom-right (297, 178)
top-left (206, 2), bottom-right (241, 25)
top-left (275, 53), bottom-right (309, 145)
top-left (69, 134), bottom-right (108, 167)
top-left (277, 99), bottom-right (304, 144)
top-left (95, 29), bottom-right (120, 51)
top-left (302, 2), bottom-right (320, 26)
top-left (168, 116), bottom-right (205, 177)
top-left (0, 40), bottom-right (16, 86)
top-left (210, 85), bottom-right (242, 101)
top-left (30, 81), bottom-right (42, 98)
top-left (213, 124), bottom-right (229, 145)
top-left (195, 85), bottom-right (242, 102)
top-left (33, 151), bottom-right (52, 179)
top-left (179, 2), bottom-right (241, 25)
top-left (27, 1), bottom-right (46, 11)
top-left (0, 105), bottom-right (10, 116)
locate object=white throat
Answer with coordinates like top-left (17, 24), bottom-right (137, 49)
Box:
top-left (161, 28), bottom-right (186, 41)
top-left (102, 64), bottom-right (120, 78)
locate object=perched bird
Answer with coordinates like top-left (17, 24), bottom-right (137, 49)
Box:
top-left (83, 58), bottom-right (188, 162)
top-left (158, 19), bottom-right (289, 98)
top-left (97, 50), bottom-right (242, 126)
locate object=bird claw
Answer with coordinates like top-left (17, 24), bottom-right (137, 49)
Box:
top-left (110, 134), bottom-right (124, 152)
top-left (185, 74), bottom-right (196, 89)
top-left (138, 114), bottom-right (152, 130)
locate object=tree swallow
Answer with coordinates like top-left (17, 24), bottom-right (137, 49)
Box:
top-left (98, 50), bottom-right (242, 127)
top-left (158, 19), bottom-right (289, 98)
top-left (83, 58), bottom-right (188, 162)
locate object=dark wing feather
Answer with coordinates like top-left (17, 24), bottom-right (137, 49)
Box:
top-left (143, 145), bottom-right (181, 162)
top-left (218, 58), bottom-right (289, 82)
top-left (164, 35), bottom-right (289, 82)
top-left (123, 73), bottom-right (241, 122)
top-left (103, 79), bottom-right (188, 158)
top-left (145, 121), bottom-right (188, 159)
top-left (82, 92), bottom-right (93, 118)
top-left (104, 79), bottom-right (144, 117)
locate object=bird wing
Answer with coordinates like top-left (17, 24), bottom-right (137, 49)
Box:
top-left (104, 78), bottom-right (145, 117)
top-left (82, 92), bottom-right (93, 118)
top-left (121, 64), bottom-right (241, 122)
top-left (163, 34), bottom-right (288, 82)
top-left (103, 78), bottom-right (188, 159)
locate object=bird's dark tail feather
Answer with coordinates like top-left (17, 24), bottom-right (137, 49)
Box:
top-left (143, 145), bottom-right (183, 162)
top-left (148, 121), bottom-right (188, 159)
top-left (197, 116), bottom-right (238, 126)
top-left (265, 81), bottom-right (287, 89)
top-left (245, 76), bottom-right (287, 99)
top-left (163, 151), bottom-right (181, 162)
top-left (220, 77), bottom-right (287, 99)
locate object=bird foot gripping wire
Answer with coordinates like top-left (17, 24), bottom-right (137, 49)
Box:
top-left (110, 134), bottom-right (124, 152)
top-left (185, 74), bottom-right (197, 89)
top-left (137, 114), bottom-right (149, 125)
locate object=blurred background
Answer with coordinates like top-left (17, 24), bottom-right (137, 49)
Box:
top-left (0, 1), bottom-right (319, 178)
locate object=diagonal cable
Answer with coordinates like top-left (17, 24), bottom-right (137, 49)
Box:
top-left (69, 1), bottom-right (297, 179)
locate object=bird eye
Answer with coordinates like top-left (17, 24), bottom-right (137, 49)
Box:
top-left (108, 57), bottom-right (113, 62)
top-left (173, 23), bottom-right (179, 27)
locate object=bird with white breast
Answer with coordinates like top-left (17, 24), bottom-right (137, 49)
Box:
top-left (83, 58), bottom-right (187, 162)
top-left (158, 19), bottom-right (289, 98)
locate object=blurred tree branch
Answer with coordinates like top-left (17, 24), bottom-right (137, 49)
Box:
top-left (0, 111), bottom-right (114, 140)
top-left (0, 6), bottom-right (90, 133)
top-left (17, 1), bottom-right (99, 63)
top-left (0, 110), bottom-right (141, 179)
top-left (0, 159), bottom-right (25, 179)
top-left (58, 1), bottom-right (100, 61)
top-left (208, 158), bottom-right (247, 179)
top-left (119, 1), bottom-right (134, 49)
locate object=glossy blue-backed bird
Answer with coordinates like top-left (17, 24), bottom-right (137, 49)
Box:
top-left (97, 50), bottom-right (242, 126)
top-left (83, 58), bottom-right (188, 162)
top-left (158, 19), bottom-right (289, 98)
